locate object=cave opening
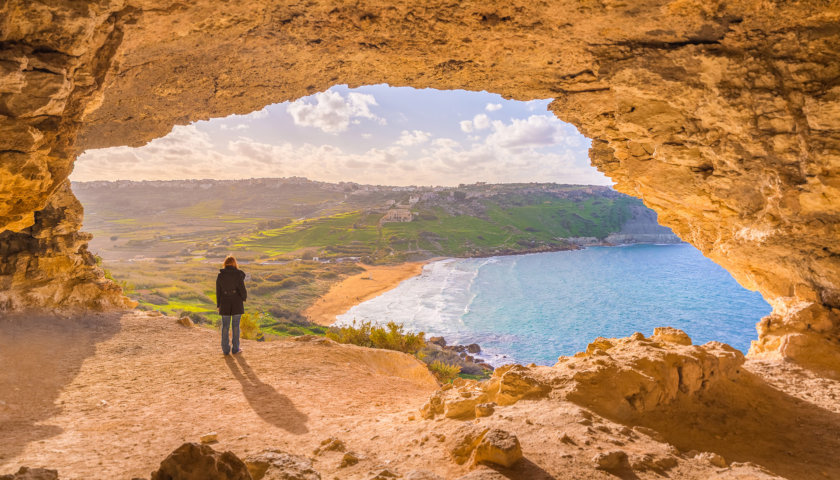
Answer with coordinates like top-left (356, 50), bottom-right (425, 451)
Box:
top-left (68, 85), bottom-right (771, 364)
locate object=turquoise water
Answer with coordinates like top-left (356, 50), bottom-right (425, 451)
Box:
top-left (337, 244), bottom-right (772, 366)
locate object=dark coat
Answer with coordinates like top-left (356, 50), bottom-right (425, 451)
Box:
top-left (216, 266), bottom-right (247, 315)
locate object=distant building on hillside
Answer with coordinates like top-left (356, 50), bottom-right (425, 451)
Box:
top-left (408, 195), bottom-right (419, 205)
top-left (380, 208), bottom-right (414, 224)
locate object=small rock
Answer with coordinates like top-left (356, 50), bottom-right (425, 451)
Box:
top-left (177, 316), bottom-right (194, 327)
top-left (593, 450), bottom-right (629, 471)
top-left (577, 418), bottom-right (592, 426)
top-left (370, 469), bottom-right (399, 479)
top-left (245, 450), bottom-right (320, 480)
top-left (471, 429), bottom-right (523, 468)
top-left (200, 432), bottom-right (218, 444)
top-left (475, 403), bottom-right (495, 418)
top-left (403, 471), bottom-right (443, 480)
top-left (466, 343), bottom-right (481, 354)
top-left (696, 452), bottom-right (727, 468)
top-left (429, 337), bottom-right (447, 347)
top-left (339, 452), bottom-right (360, 468)
top-left (313, 437), bottom-right (345, 455)
top-left (652, 327), bottom-right (692, 345)
top-left (560, 433), bottom-right (576, 445)
top-left (0, 467), bottom-right (59, 480)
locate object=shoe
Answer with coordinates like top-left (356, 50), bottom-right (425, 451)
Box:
top-left (223, 351), bottom-right (230, 356)
top-left (233, 349), bottom-right (243, 354)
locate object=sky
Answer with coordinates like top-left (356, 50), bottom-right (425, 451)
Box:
top-left (71, 84), bottom-right (611, 186)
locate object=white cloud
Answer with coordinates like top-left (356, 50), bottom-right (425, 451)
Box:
top-left (459, 114), bottom-right (491, 133)
top-left (286, 90), bottom-right (384, 133)
top-left (486, 115), bottom-right (566, 150)
top-left (395, 130), bottom-right (431, 146)
top-left (220, 123), bottom-right (248, 131)
top-left (485, 103), bottom-right (502, 112)
top-left (472, 114), bottom-right (490, 130)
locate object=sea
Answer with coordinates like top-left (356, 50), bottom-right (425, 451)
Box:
top-left (336, 244), bottom-right (773, 366)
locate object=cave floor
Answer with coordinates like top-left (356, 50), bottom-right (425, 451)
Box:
top-left (1, 311), bottom-right (839, 479)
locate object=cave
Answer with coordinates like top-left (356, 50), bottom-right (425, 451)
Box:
top-left (1, 0), bottom-right (839, 375)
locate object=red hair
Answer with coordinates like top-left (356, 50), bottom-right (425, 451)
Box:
top-left (223, 256), bottom-right (238, 268)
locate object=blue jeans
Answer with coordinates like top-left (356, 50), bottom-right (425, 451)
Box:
top-left (221, 314), bottom-right (241, 354)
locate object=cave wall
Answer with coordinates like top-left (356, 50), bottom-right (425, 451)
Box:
top-left (1, 0), bottom-right (838, 366)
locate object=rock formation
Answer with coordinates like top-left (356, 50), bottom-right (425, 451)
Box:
top-left (1, 0), bottom-right (839, 366)
top-left (422, 328), bottom-right (746, 421)
top-left (150, 442), bottom-right (252, 480)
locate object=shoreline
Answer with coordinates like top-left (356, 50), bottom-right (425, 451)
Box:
top-left (303, 242), bottom-right (688, 328)
top-left (303, 261), bottom-right (429, 326)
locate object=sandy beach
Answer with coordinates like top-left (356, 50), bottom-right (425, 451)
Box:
top-left (304, 261), bottom-right (428, 326)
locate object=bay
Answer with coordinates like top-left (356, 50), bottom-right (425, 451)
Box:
top-left (336, 244), bottom-right (772, 366)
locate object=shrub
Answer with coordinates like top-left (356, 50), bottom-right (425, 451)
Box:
top-left (369, 322), bottom-right (425, 354)
top-left (239, 313), bottom-right (262, 340)
top-left (428, 360), bottom-right (461, 383)
top-left (326, 320), bottom-right (425, 355)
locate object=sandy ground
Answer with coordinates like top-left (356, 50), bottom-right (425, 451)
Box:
top-left (304, 262), bottom-right (427, 326)
top-left (2, 311), bottom-right (840, 479)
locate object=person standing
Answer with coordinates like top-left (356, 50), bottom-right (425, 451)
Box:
top-left (216, 256), bottom-right (247, 355)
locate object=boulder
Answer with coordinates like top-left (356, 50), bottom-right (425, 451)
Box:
top-left (448, 425), bottom-right (490, 465)
top-left (150, 442), bottom-right (251, 480)
top-left (471, 429), bottom-right (523, 468)
top-left (177, 316), bottom-right (194, 327)
top-left (244, 450), bottom-right (320, 480)
top-left (0, 467), bottom-right (59, 480)
top-left (466, 344), bottom-right (481, 354)
top-left (200, 432), bottom-right (218, 444)
top-left (428, 337), bottom-right (446, 347)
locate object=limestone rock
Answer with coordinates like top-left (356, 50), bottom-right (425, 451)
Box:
top-left (0, 467), bottom-right (59, 480)
top-left (562, 329), bottom-right (746, 420)
top-left (448, 425), bottom-right (490, 465)
top-left (474, 402), bottom-right (495, 418)
top-left (487, 365), bottom-right (550, 406)
top-left (339, 452), bottom-right (360, 468)
top-left (245, 450), bottom-right (320, 480)
top-left (178, 317), bottom-right (194, 327)
top-left (471, 429), bottom-right (523, 468)
top-left (312, 437), bottom-right (345, 455)
top-left (200, 432), bottom-right (218, 444)
top-left (369, 469), bottom-right (399, 479)
top-left (150, 442), bottom-right (251, 480)
top-left (593, 450), bottom-right (629, 471)
top-left (652, 327), bottom-right (692, 346)
top-left (696, 452), bottom-right (728, 468)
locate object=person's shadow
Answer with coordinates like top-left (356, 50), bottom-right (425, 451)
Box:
top-left (224, 354), bottom-right (309, 434)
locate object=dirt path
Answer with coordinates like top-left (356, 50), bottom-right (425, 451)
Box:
top-left (3, 311), bottom-right (840, 479)
top-left (0, 311), bottom-right (437, 479)
top-left (304, 262), bottom-right (427, 326)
